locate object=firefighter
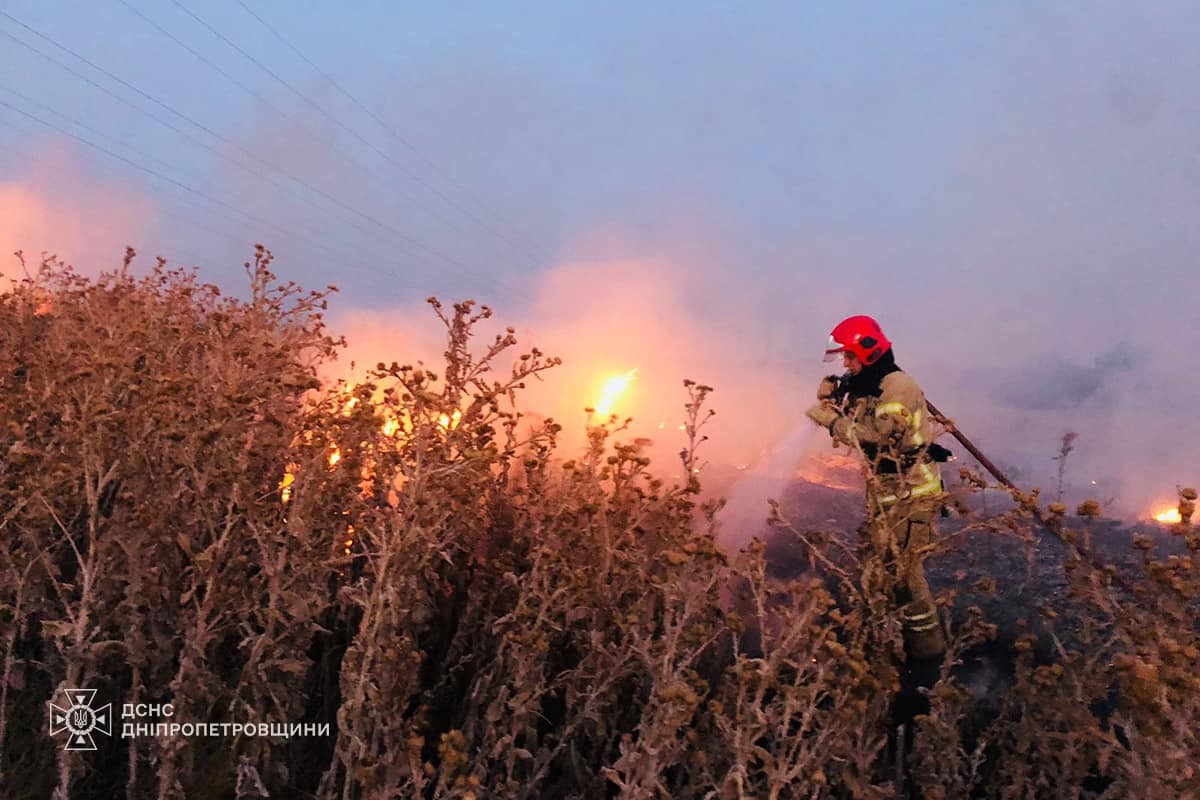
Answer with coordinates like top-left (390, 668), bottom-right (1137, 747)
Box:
top-left (803, 315), bottom-right (947, 666)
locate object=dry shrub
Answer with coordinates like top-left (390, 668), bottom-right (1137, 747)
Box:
top-left (0, 249), bottom-right (1196, 799)
top-left (1, 247), bottom-right (339, 799)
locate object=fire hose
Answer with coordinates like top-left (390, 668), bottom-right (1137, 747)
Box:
top-left (924, 400), bottom-right (1016, 491)
top-left (828, 373), bottom-right (1044, 494)
top-left (923, 399), bottom-right (1142, 597)
top-left (828, 374), bottom-right (1138, 596)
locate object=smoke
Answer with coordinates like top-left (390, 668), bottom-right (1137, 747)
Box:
top-left (332, 249), bottom-right (813, 473)
top-left (6, 2), bottom-right (1198, 521)
top-left (965, 342), bottom-right (1140, 412)
top-left (716, 424), bottom-right (816, 550)
top-left (331, 251), bottom-right (834, 552)
top-left (0, 142), bottom-right (153, 278)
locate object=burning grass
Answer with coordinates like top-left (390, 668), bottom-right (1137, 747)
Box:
top-left (0, 249), bottom-right (1197, 799)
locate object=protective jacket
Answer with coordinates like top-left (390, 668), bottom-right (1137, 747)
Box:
top-left (828, 355), bottom-right (942, 508)
top-left (811, 340), bottom-right (948, 666)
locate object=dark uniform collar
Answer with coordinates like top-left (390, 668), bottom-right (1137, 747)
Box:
top-left (843, 349), bottom-right (902, 399)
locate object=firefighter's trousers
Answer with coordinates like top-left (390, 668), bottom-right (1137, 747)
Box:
top-left (863, 495), bottom-right (945, 661)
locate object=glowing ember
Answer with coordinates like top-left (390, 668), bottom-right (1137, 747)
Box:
top-left (382, 417), bottom-right (401, 437)
top-left (1154, 507), bottom-right (1182, 524)
top-left (279, 465), bottom-right (297, 504)
top-left (795, 452), bottom-right (864, 491)
top-left (594, 369), bottom-right (638, 417)
top-left (328, 447), bottom-right (342, 467)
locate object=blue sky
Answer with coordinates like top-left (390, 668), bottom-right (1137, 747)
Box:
top-left (1, 1), bottom-right (1196, 511)
top-left (1, 2), bottom-right (1043, 298)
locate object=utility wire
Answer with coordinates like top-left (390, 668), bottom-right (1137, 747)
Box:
top-left (0, 111), bottom-right (421, 301)
top-left (0, 113), bottom-right (212, 271)
top-left (0, 120), bottom-right (398, 302)
top-left (0, 24), bottom-right (438, 274)
top-left (107, 1), bottom-right (529, 301)
top-left (0, 97), bottom-right (432, 292)
top-left (209, 0), bottom-right (555, 267)
top-left (122, 0), bottom-right (548, 291)
top-left (235, 0), bottom-right (553, 264)
top-left (111, 0), bottom-right (458, 232)
top-left (0, 12), bottom-right (522, 300)
top-left (0, 81), bottom-right (212, 190)
top-left (0, 80), bottom-right (411, 277)
top-left (169, 0), bottom-right (474, 238)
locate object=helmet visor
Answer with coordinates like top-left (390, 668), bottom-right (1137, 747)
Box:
top-left (822, 334), bottom-right (844, 363)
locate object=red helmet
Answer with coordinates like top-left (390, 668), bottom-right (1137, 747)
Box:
top-left (823, 315), bottom-right (891, 365)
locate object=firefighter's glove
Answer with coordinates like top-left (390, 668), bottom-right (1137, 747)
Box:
top-left (817, 375), bottom-right (840, 401)
top-left (805, 402), bottom-right (840, 432)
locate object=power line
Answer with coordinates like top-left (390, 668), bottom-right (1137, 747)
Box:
top-left (0, 96), bottom-right (432, 293)
top-left (0, 26), bottom-right (258, 176)
top-left (239, 3), bottom-right (557, 267)
top-left (104, 1), bottom-right (530, 301)
top-left (0, 96), bottom-right (333, 261)
top-left (0, 111), bottom-right (424, 302)
top-left (0, 81), bottom-right (209, 188)
top-left (209, 0), bottom-right (556, 268)
top-left (0, 113), bottom-right (212, 270)
top-left (0, 23), bottom-right (434, 273)
top-left (114, 0), bottom-right (495, 253)
top-left (0, 11), bottom-right (523, 301)
top-left (0, 110), bottom-right (403, 298)
top-left (235, 0), bottom-right (554, 265)
top-left (0, 80), bottom-right (407, 278)
top-left (167, 0), bottom-right (466, 233)
top-left (107, 1), bottom-right (475, 236)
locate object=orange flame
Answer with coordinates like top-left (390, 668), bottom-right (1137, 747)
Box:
top-left (280, 401), bottom-right (412, 507)
top-left (437, 409), bottom-right (462, 430)
top-left (279, 464), bottom-right (297, 504)
top-left (1153, 507), bottom-right (1182, 524)
top-left (593, 368), bottom-right (638, 417)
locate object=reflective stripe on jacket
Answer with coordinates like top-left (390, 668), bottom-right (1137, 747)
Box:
top-left (829, 371), bottom-right (942, 507)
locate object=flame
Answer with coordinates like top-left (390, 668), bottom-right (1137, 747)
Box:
top-left (795, 451), bottom-right (864, 491)
top-left (279, 464), bottom-right (297, 504)
top-left (279, 384), bottom-right (458, 511)
top-left (280, 403), bottom-right (411, 508)
top-left (593, 368), bottom-right (638, 417)
top-left (333, 382), bottom-right (362, 416)
top-left (1154, 507), bottom-right (1182, 524)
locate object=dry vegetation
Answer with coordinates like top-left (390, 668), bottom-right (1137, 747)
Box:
top-left (0, 249), bottom-right (1197, 799)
